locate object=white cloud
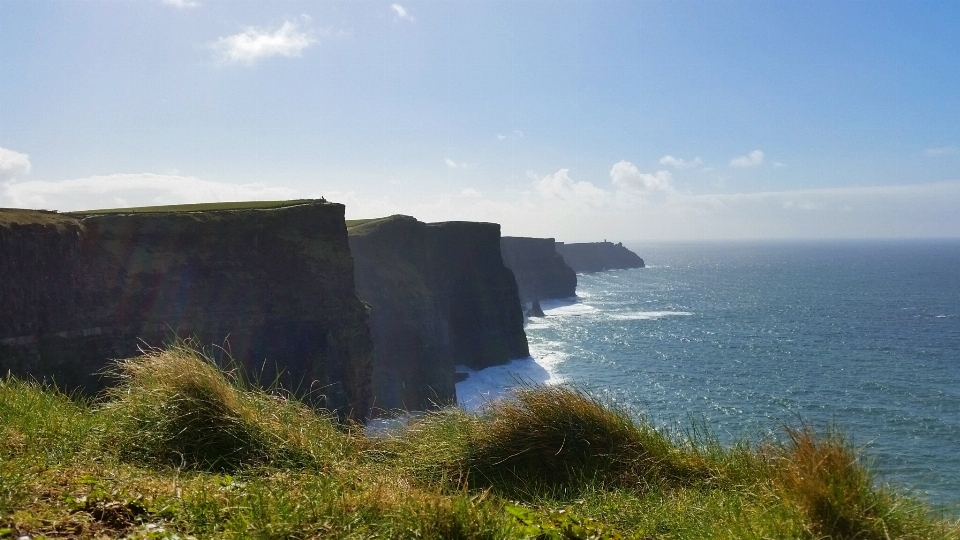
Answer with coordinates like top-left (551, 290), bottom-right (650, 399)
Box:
top-left (533, 169), bottom-right (610, 208)
top-left (659, 155), bottom-right (702, 169)
top-left (460, 188), bottom-right (481, 198)
top-left (497, 130), bottom-right (524, 141)
top-left (324, 179), bottom-right (960, 242)
top-left (162, 0), bottom-right (200, 9)
top-left (730, 150), bottom-right (765, 168)
top-left (209, 16), bottom-right (316, 65)
top-left (924, 146), bottom-right (958, 158)
top-left (609, 161), bottom-right (673, 192)
top-left (0, 147), bottom-right (31, 183)
top-left (1, 173), bottom-right (298, 211)
top-left (391, 4), bottom-right (414, 21)
top-left (445, 158), bottom-right (470, 169)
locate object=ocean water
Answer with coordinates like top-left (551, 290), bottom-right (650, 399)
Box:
top-left (457, 240), bottom-right (960, 510)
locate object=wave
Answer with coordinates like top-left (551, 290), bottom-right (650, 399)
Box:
top-left (456, 352), bottom-right (564, 412)
top-left (608, 311), bottom-right (693, 321)
top-left (539, 298), bottom-right (598, 317)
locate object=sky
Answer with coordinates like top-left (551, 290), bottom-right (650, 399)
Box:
top-left (1, 0), bottom-right (959, 242)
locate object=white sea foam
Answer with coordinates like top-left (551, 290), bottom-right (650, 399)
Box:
top-left (608, 311), bottom-right (693, 321)
top-left (539, 297), bottom-right (598, 317)
top-left (456, 354), bottom-right (564, 412)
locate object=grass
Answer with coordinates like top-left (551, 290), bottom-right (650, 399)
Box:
top-left (0, 207), bottom-right (81, 228)
top-left (2, 344), bottom-right (958, 539)
top-left (68, 199), bottom-right (321, 215)
top-left (0, 200), bottom-right (327, 227)
top-left (345, 217), bottom-right (384, 229)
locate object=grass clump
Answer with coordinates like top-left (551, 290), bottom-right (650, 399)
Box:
top-left (100, 342), bottom-right (354, 472)
top-left (464, 386), bottom-right (708, 494)
top-left (772, 426), bottom-right (944, 540)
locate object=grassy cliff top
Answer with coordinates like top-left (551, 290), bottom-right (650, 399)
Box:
top-left (345, 214), bottom-right (414, 235)
top-left (2, 343), bottom-right (957, 539)
top-left (0, 208), bottom-right (81, 228)
top-left (68, 199), bottom-right (327, 216)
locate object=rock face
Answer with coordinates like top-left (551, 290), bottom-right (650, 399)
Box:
top-left (348, 215), bottom-right (529, 413)
top-left (500, 236), bottom-right (577, 305)
top-left (0, 202), bottom-right (374, 419)
top-left (555, 241), bottom-right (645, 273)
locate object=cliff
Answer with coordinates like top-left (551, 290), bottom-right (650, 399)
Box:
top-left (555, 241), bottom-right (645, 273)
top-left (348, 215), bottom-right (529, 412)
top-left (0, 201), bottom-right (374, 419)
top-left (500, 236), bottom-right (577, 304)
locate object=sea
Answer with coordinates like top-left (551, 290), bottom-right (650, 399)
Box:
top-left (456, 239), bottom-right (960, 512)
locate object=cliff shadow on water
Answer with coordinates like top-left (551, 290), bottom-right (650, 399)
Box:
top-left (0, 201), bottom-right (374, 419)
top-left (348, 215), bottom-right (529, 414)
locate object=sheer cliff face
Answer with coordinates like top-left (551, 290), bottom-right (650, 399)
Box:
top-left (500, 237), bottom-right (577, 305)
top-left (555, 241), bottom-right (645, 273)
top-left (0, 202), bottom-right (374, 419)
top-left (348, 215), bottom-right (529, 412)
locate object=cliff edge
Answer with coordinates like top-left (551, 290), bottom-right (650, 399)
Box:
top-left (555, 241), bottom-right (645, 273)
top-left (500, 236), bottom-right (577, 305)
top-left (0, 201), bottom-right (374, 419)
top-left (348, 215), bottom-right (529, 412)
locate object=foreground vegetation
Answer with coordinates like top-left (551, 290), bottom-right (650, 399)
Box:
top-left (2, 344), bottom-right (957, 539)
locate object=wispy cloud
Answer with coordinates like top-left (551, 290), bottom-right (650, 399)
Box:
top-left (730, 150), bottom-right (765, 168)
top-left (924, 146), bottom-right (958, 158)
top-left (2, 173), bottom-right (298, 211)
top-left (444, 158), bottom-right (471, 169)
top-left (162, 0), bottom-right (200, 9)
top-left (209, 16), bottom-right (317, 65)
top-left (659, 155), bottom-right (702, 169)
top-left (391, 4), bottom-right (414, 21)
top-left (0, 147), bottom-right (31, 183)
top-left (497, 130), bottom-right (524, 141)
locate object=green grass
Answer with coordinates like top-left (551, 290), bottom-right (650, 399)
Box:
top-left (0, 207), bottom-right (81, 227)
top-left (2, 344), bottom-right (958, 539)
top-left (345, 214), bottom-right (411, 234)
top-left (345, 217), bottom-right (383, 229)
top-left (69, 199), bottom-right (321, 215)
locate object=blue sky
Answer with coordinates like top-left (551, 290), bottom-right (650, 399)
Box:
top-left (1, 0), bottom-right (959, 241)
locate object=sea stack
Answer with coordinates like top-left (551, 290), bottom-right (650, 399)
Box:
top-left (526, 300), bottom-right (546, 318)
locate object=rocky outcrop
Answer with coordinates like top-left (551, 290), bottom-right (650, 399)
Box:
top-left (500, 236), bottom-right (577, 305)
top-left (555, 241), bottom-right (645, 273)
top-left (348, 215), bottom-right (529, 413)
top-left (0, 201), bottom-right (374, 419)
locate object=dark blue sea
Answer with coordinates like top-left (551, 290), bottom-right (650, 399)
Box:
top-left (457, 240), bottom-right (960, 511)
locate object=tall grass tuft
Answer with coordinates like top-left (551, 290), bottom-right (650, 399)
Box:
top-left (100, 341), bottom-right (355, 472)
top-left (772, 426), bottom-right (940, 540)
top-left (464, 386), bottom-right (708, 494)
